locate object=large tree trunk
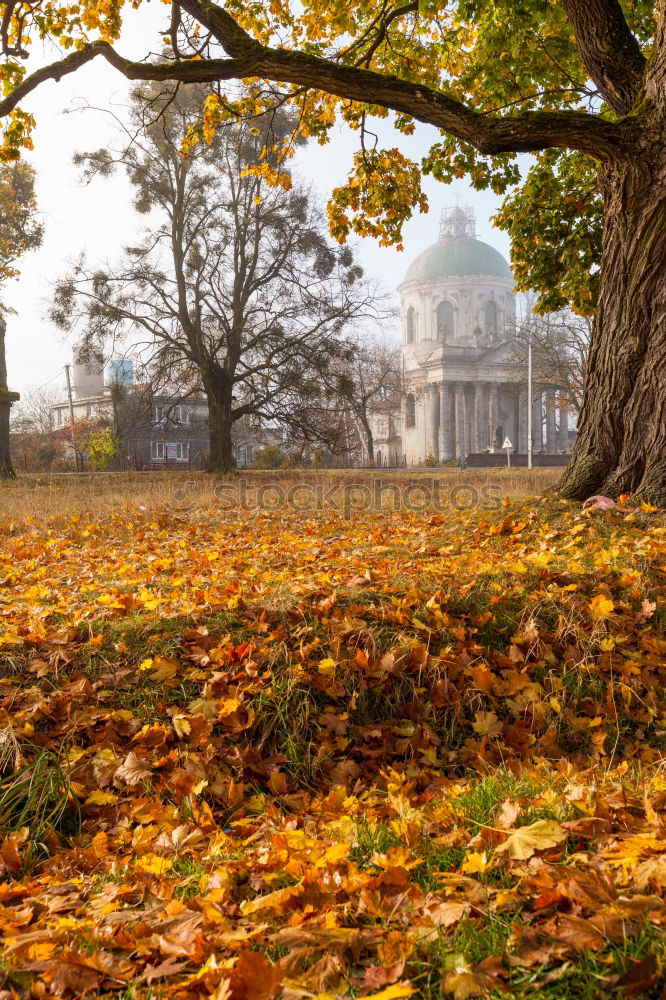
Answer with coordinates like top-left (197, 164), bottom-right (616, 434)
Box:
top-left (203, 374), bottom-right (235, 474)
top-left (561, 147), bottom-right (666, 505)
top-left (0, 317), bottom-right (16, 480)
top-left (0, 397), bottom-right (15, 480)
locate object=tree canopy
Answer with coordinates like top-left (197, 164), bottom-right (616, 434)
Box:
top-left (0, 160), bottom-right (42, 282)
top-left (0, 1), bottom-right (656, 311)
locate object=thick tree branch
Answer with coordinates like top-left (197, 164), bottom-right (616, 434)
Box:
top-left (0, 18), bottom-right (631, 160)
top-left (561, 0), bottom-right (646, 115)
top-left (0, 41), bottom-right (259, 117)
top-left (0, 44), bottom-right (103, 116)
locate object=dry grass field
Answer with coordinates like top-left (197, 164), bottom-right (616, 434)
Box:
top-left (0, 467), bottom-right (563, 520)
top-left (0, 468), bottom-right (664, 999)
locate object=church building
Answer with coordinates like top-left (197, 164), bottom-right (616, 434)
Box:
top-left (372, 206), bottom-right (571, 467)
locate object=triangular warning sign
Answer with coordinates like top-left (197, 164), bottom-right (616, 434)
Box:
top-left (502, 437), bottom-right (513, 449)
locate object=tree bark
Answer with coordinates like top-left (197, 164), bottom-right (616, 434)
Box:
top-left (358, 410), bottom-right (374, 465)
top-left (0, 317), bottom-right (16, 480)
top-left (0, 398), bottom-right (15, 480)
top-left (561, 140), bottom-right (666, 504)
top-left (203, 372), bottom-right (235, 474)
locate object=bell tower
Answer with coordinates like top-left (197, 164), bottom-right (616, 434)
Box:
top-left (439, 205), bottom-right (476, 241)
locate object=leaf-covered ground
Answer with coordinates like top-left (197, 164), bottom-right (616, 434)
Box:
top-left (0, 484), bottom-right (665, 999)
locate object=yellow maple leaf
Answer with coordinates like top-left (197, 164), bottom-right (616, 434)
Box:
top-left (173, 715), bottom-right (191, 738)
top-left (589, 594), bottom-right (614, 619)
top-left (84, 790), bottom-right (118, 806)
top-left (461, 851), bottom-right (489, 874)
top-left (322, 842), bottom-right (350, 865)
top-left (494, 820), bottom-right (566, 861)
top-left (134, 853), bottom-right (173, 875)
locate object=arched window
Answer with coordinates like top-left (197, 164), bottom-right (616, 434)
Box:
top-left (437, 300), bottom-right (454, 341)
top-left (406, 306), bottom-right (416, 343)
top-left (484, 300), bottom-right (498, 336)
top-left (406, 393), bottom-right (416, 428)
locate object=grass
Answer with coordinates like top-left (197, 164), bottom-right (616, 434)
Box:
top-left (0, 746), bottom-right (79, 868)
top-left (0, 467), bottom-right (563, 522)
top-left (454, 770), bottom-right (546, 829)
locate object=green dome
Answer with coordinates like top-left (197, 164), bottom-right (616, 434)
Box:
top-left (404, 236), bottom-right (512, 282)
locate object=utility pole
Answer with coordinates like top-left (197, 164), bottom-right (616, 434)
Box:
top-left (527, 332), bottom-right (533, 470)
top-left (64, 364), bottom-right (80, 473)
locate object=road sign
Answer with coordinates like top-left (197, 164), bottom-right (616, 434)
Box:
top-left (502, 436), bottom-right (513, 468)
top-left (502, 437), bottom-right (513, 450)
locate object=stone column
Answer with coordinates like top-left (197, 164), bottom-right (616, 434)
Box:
top-left (440, 382), bottom-right (453, 460)
top-left (558, 393), bottom-right (569, 452)
top-left (474, 383), bottom-right (484, 452)
top-left (545, 389), bottom-right (557, 454)
top-left (518, 387), bottom-right (528, 454)
top-left (468, 384), bottom-right (476, 455)
top-left (429, 383), bottom-right (440, 462)
top-left (532, 388), bottom-right (543, 453)
top-left (483, 383), bottom-right (491, 449)
top-left (454, 383), bottom-right (466, 459)
top-left (488, 383), bottom-right (499, 450)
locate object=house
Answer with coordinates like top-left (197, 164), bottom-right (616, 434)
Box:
top-left (49, 355), bottom-right (282, 469)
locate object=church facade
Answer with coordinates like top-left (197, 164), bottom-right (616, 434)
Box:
top-left (372, 207), bottom-right (571, 467)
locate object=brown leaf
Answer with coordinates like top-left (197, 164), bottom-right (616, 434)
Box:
top-left (633, 856), bottom-right (666, 890)
top-left (113, 751), bottom-right (152, 786)
top-left (497, 799), bottom-right (521, 829)
top-left (230, 949), bottom-right (281, 1000)
top-left (615, 955), bottom-right (658, 995)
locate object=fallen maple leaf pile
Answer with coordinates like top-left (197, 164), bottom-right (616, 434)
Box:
top-left (0, 492), bottom-right (664, 998)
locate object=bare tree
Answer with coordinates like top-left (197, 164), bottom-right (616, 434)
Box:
top-left (333, 334), bottom-right (401, 464)
top-left (511, 304), bottom-right (590, 412)
top-left (0, 162), bottom-right (44, 478)
top-left (52, 84), bottom-right (378, 472)
top-left (11, 384), bottom-right (61, 436)
top-left (275, 332), bottom-right (399, 466)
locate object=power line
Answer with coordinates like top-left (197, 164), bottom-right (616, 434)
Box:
top-left (26, 369), bottom-right (64, 392)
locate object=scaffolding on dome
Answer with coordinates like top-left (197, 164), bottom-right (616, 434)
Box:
top-left (439, 205), bottom-right (476, 241)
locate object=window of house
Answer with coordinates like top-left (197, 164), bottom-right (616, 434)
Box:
top-left (86, 404), bottom-right (93, 417)
top-left (406, 306), bottom-right (416, 344)
top-left (155, 405), bottom-right (164, 424)
top-left (175, 442), bottom-right (188, 461)
top-left (406, 393), bottom-right (416, 428)
top-left (484, 300), bottom-right (498, 336)
top-left (174, 405), bottom-right (191, 424)
top-left (57, 409), bottom-right (63, 427)
top-left (437, 300), bottom-right (454, 341)
top-left (151, 441), bottom-right (165, 460)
